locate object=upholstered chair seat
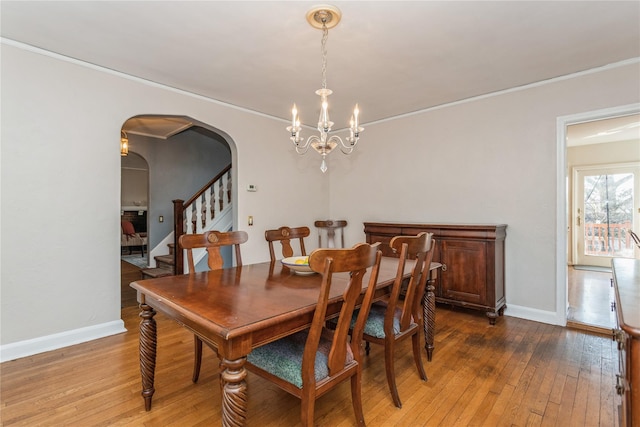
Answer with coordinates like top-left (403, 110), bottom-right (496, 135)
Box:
top-left (361, 301), bottom-right (404, 338)
top-left (247, 328), bottom-right (354, 389)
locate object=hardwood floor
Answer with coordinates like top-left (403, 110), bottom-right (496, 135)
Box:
top-left (1, 303), bottom-right (619, 426)
top-left (567, 266), bottom-right (616, 336)
top-left (121, 260), bottom-right (142, 308)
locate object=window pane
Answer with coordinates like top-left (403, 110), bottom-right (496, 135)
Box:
top-left (583, 173), bottom-right (633, 257)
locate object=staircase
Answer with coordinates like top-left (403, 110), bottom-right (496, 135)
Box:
top-left (140, 164), bottom-right (232, 279)
top-left (141, 243), bottom-right (175, 279)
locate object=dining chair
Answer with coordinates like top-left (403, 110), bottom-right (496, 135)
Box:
top-left (315, 219), bottom-right (347, 248)
top-left (265, 226), bottom-right (310, 261)
top-left (178, 229), bottom-right (249, 382)
top-left (362, 231), bottom-right (435, 408)
top-left (246, 242), bottom-right (383, 427)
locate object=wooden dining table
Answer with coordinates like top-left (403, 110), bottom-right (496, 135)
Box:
top-left (130, 257), bottom-right (440, 426)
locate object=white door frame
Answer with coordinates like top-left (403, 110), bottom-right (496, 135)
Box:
top-left (556, 103), bottom-right (640, 326)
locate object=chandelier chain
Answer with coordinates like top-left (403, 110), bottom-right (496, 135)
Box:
top-left (321, 23), bottom-right (328, 90)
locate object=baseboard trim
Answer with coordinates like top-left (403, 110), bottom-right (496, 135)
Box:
top-left (504, 304), bottom-right (563, 326)
top-left (0, 320), bottom-right (127, 363)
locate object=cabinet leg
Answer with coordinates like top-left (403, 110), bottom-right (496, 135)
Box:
top-left (486, 311), bottom-right (498, 325)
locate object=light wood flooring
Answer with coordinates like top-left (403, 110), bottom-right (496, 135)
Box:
top-left (1, 299), bottom-right (620, 426)
top-left (567, 266), bottom-right (616, 336)
top-left (121, 260), bottom-right (143, 308)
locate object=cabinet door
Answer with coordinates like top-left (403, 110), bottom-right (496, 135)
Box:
top-left (440, 239), bottom-right (487, 305)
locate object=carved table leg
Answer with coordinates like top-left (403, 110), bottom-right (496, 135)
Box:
top-left (139, 303), bottom-right (157, 411)
top-left (423, 272), bottom-right (436, 362)
top-left (221, 356), bottom-right (248, 427)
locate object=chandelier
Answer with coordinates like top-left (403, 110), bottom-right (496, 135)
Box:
top-left (287, 5), bottom-right (363, 173)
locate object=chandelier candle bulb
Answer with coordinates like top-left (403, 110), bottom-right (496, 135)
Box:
top-left (291, 104), bottom-right (297, 128)
top-left (354, 104), bottom-right (359, 128)
top-left (321, 100), bottom-right (329, 128)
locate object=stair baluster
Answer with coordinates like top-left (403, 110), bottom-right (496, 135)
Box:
top-left (175, 164), bottom-right (232, 275)
top-left (144, 164), bottom-right (232, 278)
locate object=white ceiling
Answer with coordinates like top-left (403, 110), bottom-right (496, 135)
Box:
top-left (566, 114), bottom-right (640, 147)
top-left (2, 1), bottom-right (639, 144)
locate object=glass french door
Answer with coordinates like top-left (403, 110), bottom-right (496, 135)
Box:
top-left (574, 163), bottom-right (640, 267)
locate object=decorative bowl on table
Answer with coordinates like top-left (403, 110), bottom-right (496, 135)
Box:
top-left (281, 256), bottom-right (315, 275)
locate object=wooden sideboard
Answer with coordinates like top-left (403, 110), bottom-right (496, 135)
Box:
top-left (612, 258), bottom-right (640, 427)
top-left (364, 222), bottom-right (507, 324)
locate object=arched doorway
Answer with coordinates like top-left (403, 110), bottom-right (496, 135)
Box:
top-left (119, 115), bottom-right (236, 308)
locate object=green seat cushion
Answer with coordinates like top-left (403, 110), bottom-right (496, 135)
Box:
top-left (361, 301), bottom-right (402, 339)
top-left (329, 302), bottom-right (403, 339)
top-left (247, 328), bottom-right (353, 389)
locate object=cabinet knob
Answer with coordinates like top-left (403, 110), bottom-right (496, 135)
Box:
top-left (441, 263), bottom-right (447, 272)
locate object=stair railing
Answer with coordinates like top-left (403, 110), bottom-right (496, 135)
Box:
top-left (173, 164), bottom-right (232, 273)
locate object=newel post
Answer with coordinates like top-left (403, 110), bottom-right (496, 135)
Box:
top-left (173, 199), bottom-right (185, 274)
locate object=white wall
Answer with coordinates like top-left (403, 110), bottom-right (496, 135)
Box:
top-left (329, 61), bottom-right (640, 323)
top-left (0, 42), bottom-right (328, 360)
top-left (2, 40), bottom-right (639, 360)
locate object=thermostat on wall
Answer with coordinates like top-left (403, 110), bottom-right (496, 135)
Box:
top-left (247, 184), bottom-right (257, 192)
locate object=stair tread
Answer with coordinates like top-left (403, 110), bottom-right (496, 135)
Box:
top-left (154, 254), bottom-right (174, 264)
top-left (141, 267), bottom-right (173, 278)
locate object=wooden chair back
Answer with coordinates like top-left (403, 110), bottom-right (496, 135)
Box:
top-left (360, 231), bottom-right (434, 408)
top-left (307, 242), bottom-right (382, 381)
top-left (314, 219), bottom-right (347, 248)
top-left (388, 232), bottom-right (435, 332)
top-left (265, 226), bottom-right (310, 261)
top-left (246, 242), bottom-right (382, 426)
top-left (178, 229), bottom-right (249, 383)
top-left (179, 230), bottom-right (248, 273)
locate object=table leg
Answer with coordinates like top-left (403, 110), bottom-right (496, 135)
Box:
top-left (139, 303), bottom-right (157, 411)
top-left (221, 356), bottom-right (248, 427)
top-left (422, 270), bottom-right (437, 361)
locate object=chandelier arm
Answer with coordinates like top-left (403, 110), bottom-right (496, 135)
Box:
top-left (327, 135), bottom-right (357, 155)
top-left (292, 136), bottom-right (312, 154)
top-left (307, 135), bottom-right (321, 144)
